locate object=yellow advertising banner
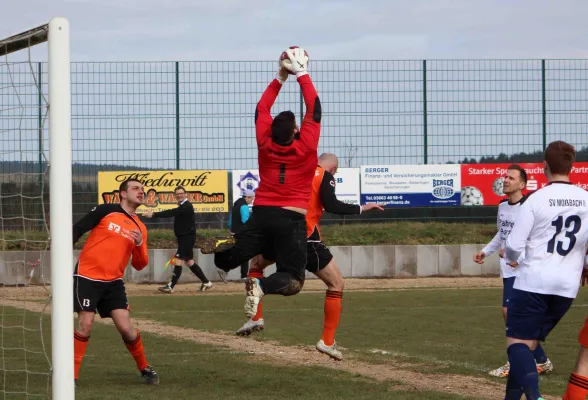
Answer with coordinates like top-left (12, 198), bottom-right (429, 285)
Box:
top-left (97, 170), bottom-right (229, 213)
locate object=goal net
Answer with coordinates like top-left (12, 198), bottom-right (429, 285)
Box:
top-left (0, 18), bottom-right (73, 399)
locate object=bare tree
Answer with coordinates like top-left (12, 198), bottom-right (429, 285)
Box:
top-left (342, 140), bottom-right (358, 168)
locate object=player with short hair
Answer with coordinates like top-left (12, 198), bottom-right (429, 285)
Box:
top-left (143, 186), bottom-right (212, 292)
top-left (235, 153), bottom-right (384, 360)
top-left (73, 178), bottom-right (158, 385)
top-left (474, 165), bottom-right (553, 378)
top-left (504, 141), bottom-right (588, 400)
top-left (206, 47), bottom-right (322, 318)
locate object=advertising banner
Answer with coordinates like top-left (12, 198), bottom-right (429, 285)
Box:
top-left (460, 163), bottom-right (588, 205)
top-left (360, 165), bottom-right (461, 207)
top-left (231, 168), bottom-right (361, 205)
top-left (98, 170), bottom-right (229, 212)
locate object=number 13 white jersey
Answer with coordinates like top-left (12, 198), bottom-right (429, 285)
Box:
top-left (505, 181), bottom-right (588, 298)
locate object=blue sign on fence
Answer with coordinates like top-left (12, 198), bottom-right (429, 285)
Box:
top-left (360, 165), bottom-right (461, 207)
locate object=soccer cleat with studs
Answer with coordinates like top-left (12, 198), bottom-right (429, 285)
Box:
top-left (197, 236), bottom-right (235, 254)
top-left (536, 358), bottom-right (554, 375)
top-left (236, 318), bottom-right (265, 336)
top-left (316, 339), bottom-right (343, 361)
top-left (158, 284), bottom-right (173, 294)
top-left (217, 268), bottom-right (229, 283)
top-left (140, 365), bottom-right (159, 385)
top-left (200, 282), bottom-right (213, 292)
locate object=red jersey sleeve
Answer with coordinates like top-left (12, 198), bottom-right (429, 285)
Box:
top-left (297, 74), bottom-right (321, 151)
top-left (131, 221), bottom-right (148, 270)
top-left (255, 79), bottom-right (283, 147)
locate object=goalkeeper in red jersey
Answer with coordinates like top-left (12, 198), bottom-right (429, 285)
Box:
top-left (235, 153), bottom-right (384, 360)
top-left (72, 178), bottom-right (158, 385)
top-left (207, 47), bottom-right (321, 318)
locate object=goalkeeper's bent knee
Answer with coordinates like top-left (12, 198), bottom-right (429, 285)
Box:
top-left (282, 279), bottom-right (303, 296)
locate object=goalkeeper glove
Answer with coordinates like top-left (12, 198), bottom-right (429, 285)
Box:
top-left (285, 47), bottom-right (308, 77)
top-left (276, 62), bottom-right (289, 84)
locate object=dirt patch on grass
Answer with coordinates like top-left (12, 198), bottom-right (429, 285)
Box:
top-left (122, 276), bottom-right (503, 297)
top-left (0, 285), bottom-right (557, 400)
top-left (0, 277), bottom-right (502, 301)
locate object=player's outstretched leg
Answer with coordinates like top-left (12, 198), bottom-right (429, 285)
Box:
top-left (74, 311), bottom-right (95, 383)
top-left (159, 264), bottom-right (182, 293)
top-left (563, 320), bottom-right (588, 399)
top-left (111, 309), bottom-right (159, 385)
top-left (507, 342), bottom-right (542, 400)
top-left (236, 256), bottom-right (268, 336)
top-left (244, 271), bottom-right (304, 318)
top-left (314, 259), bottom-right (344, 361)
top-left (186, 260), bottom-right (212, 291)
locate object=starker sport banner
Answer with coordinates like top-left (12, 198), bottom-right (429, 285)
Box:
top-left (460, 163), bottom-right (588, 206)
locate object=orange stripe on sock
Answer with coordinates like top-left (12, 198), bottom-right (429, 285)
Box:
top-left (124, 330), bottom-right (149, 371)
top-left (74, 330), bottom-right (89, 380)
top-left (564, 373), bottom-right (588, 400)
top-left (321, 291), bottom-right (343, 347)
top-left (570, 374), bottom-right (588, 390)
top-left (248, 269), bottom-right (264, 279)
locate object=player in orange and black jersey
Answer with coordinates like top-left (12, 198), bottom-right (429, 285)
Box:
top-left (235, 153), bottom-right (384, 360)
top-left (72, 178), bottom-right (158, 385)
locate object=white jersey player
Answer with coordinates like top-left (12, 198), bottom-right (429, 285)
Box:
top-left (475, 165), bottom-right (553, 378)
top-left (502, 141), bottom-right (588, 400)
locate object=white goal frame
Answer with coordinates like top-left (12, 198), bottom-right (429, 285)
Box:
top-left (0, 17), bottom-right (74, 400)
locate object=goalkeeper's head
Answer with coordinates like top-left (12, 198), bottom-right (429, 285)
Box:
top-left (271, 111), bottom-right (299, 146)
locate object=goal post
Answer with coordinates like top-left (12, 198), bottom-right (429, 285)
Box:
top-left (48, 17), bottom-right (74, 400)
top-left (0, 17), bottom-right (74, 399)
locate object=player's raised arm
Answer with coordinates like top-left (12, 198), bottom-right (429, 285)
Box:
top-left (131, 227), bottom-right (149, 270)
top-left (505, 200), bottom-right (535, 264)
top-left (285, 47), bottom-right (321, 151)
top-left (319, 171), bottom-right (362, 215)
top-left (480, 213), bottom-right (504, 258)
top-left (72, 204), bottom-right (111, 245)
top-left (255, 64), bottom-right (288, 146)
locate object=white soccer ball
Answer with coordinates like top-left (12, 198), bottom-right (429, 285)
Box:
top-left (492, 177), bottom-right (505, 196)
top-left (280, 46), bottom-right (309, 75)
top-left (461, 186), bottom-right (484, 206)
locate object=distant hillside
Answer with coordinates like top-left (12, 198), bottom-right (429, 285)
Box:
top-left (0, 161), bottom-right (151, 175)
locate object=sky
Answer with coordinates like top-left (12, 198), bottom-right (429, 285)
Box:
top-left (3, 0), bottom-right (588, 62)
top-left (2, 0), bottom-right (588, 173)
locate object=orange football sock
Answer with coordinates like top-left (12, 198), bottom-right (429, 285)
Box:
top-left (74, 331), bottom-right (89, 380)
top-left (321, 290), bottom-right (343, 347)
top-left (124, 330), bottom-right (149, 371)
top-left (564, 373), bottom-right (588, 400)
top-left (249, 269), bottom-right (264, 321)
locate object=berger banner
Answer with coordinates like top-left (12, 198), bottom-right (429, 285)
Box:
top-left (360, 165), bottom-right (461, 207)
top-left (460, 163), bottom-right (588, 206)
top-left (98, 170), bottom-right (229, 212)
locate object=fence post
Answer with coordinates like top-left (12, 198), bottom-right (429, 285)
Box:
top-left (175, 61), bottom-right (180, 170)
top-left (541, 59), bottom-right (547, 150)
top-left (299, 88), bottom-right (303, 125)
top-left (38, 62), bottom-right (43, 231)
top-left (423, 60), bottom-right (428, 165)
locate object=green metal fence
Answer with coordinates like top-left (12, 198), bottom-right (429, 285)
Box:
top-left (2, 59), bottom-right (588, 226)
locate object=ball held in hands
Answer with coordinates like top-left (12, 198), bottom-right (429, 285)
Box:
top-left (280, 46), bottom-right (309, 75)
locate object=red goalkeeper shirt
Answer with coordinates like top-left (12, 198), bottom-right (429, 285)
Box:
top-left (253, 74), bottom-right (321, 210)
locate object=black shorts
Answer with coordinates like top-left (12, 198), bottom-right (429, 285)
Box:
top-left (176, 234), bottom-right (196, 260)
top-left (262, 241), bottom-right (333, 274)
top-left (505, 289), bottom-right (573, 342)
top-left (74, 276), bottom-right (129, 318)
top-left (214, 206), bottom-right (307, 281)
